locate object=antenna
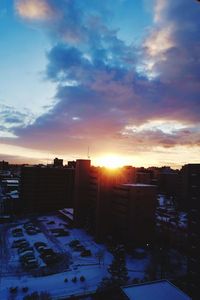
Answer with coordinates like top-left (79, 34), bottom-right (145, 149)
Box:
top-left (87, 146), bottom-right (90, 159)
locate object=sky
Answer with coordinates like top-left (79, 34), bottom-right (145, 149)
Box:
top-left (0, 0), bottom-right (200, 168)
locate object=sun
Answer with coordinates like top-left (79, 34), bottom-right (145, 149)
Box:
top-left (97, 155), bottom-right (126, 169)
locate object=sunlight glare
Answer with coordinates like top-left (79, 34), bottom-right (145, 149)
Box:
top-left (97, 155), bottom-right (127, 169)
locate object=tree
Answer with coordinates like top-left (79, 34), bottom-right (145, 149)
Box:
top-left (108, 244), bottom-right (129, 285)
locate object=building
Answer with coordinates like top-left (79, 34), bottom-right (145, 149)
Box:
top-left (121, 280), bottom-right (191, 300)
top-left (74, 162), bottom-right (130, 239)
top-left (158, 170), bottom-right (180, 197)
top-left (92, 167), bottom-right (127, 241)
top-left (74, 159), bottom-right (91, 227)
top-left (0, 160), bottom-right (9, 170)
top-left (53, 157), bottom-right (63, 167)
top-left (181, 164), bottom-right (200, 299)
top-left (111, 183), bottom-right (156, 247)
top-left (20, 166), bottom-right (74, 213)
top-left (74, 160), bottom-right (156, 247)
top-left (136, 171), bottom-right (152, 185)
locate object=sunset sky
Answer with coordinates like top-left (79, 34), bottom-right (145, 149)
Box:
top-left (0, 0), bottom-right (200, 168)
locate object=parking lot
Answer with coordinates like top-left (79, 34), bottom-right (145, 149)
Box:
top-left (0, 213), bottom-right (149, 299)
top-left (1, 213), bottom-right (104, 277)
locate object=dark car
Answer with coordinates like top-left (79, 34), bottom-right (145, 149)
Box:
top-left (12, 239), bottom-right (26, 248)
top-left (81, 250), bottom-right (92, 257)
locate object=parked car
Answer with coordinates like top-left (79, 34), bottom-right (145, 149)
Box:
top-left (12, 228), bottom-right (23, 237)
top-left (23, 259), bottom-right (38, 269)
top-left (20, 250), bottom-right (35, 259)
top-left (74, 245), bottom-right (85, 252)
top-left (47, 221), bottom-right (55, 225)
top-left (34, 242), bottom-right (47, 249)
top-left (81, 250), bottom-right (92, 257)
top-left (18, 247), bottom-right (33, 255)
top-left (69, 240), bottom-right (80, 247)
top-left (12, 239), bottom-right (26, 248)
top-left (26, 228), bottom-right (37, 235)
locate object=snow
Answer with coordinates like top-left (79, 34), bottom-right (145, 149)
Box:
top-left (0, 213), bottom-right (150, 299)
top-left (156, 195), bottom-right (187, 231)
top-left (158, 195), bottom-right (165, 206)
top-left (3, 179), bottom-right (19, 184)
top-left (122, 280), bottom-right (191, 300)
top-left (59, 208), bottom-right (73, 221)
top-left (0, 265), bottom-right (105, 299)
top-left (123, 184), bottom-right (155, 187)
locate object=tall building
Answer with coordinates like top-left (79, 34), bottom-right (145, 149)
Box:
top-left (74, 159), bottom-right (91, 227)
top-left (181, 164), bottom-right (200, 299)
top-left (93, 167), bottom-right (126, 241)
top-left (74, 161), bottom-right (156, 247)
top-left (20, 166), bottom-right (74, 213)
top-left (158, 172), bottom-right (179, 197)
top-left (111, 183), bottom-right (156, 247)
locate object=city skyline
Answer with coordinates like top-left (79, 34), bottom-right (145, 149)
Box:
top-left (0, 0), bottom-right (200, 168)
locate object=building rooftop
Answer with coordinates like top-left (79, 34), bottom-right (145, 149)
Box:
top-left (2, 179), bottom-right (19, 184)
top-left (122, 183), bottom-right (155, 187)
top-left (122, 280), bottom-right (191, 300)
top-left (59, 208), bottom-right (74, 221)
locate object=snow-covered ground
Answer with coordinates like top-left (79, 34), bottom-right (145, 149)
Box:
top-left (0, 213), bottom-right (149, 299)
top-left (156, 195), bottom-right (187, 230)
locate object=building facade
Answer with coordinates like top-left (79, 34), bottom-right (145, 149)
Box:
top-left (20, 166), bottom-right (74, 213)
top-left (181, 164), bottom-right (200, 299)
top-left (74, 160), bottom-right (156, 247)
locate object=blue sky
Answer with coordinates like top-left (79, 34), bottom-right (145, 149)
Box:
top-left (0, 0), bottom-right (55, 116)
top-left (0, 0), bottom-right (200, 167)
top-left (0, 0), bottom-right (151, 115)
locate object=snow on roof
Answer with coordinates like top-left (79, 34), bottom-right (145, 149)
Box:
top-left (59, 208), bottom-right (74, 220)
top-left (67, 208), bottom-right (74, 214)
top-left (2, 179), bottom-right (19, 183)
top-left (122, 183), bottom-right (155, 187)
top-left (122, 280), bottom-right (191, 300)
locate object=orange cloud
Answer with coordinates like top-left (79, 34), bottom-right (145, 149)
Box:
top-left (15, 0), bottom-right (55, 21)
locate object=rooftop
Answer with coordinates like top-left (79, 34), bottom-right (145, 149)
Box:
top-left (122, 183), bottom-right (155, 187)
top-left (122, 280), bottom-right (191, 300)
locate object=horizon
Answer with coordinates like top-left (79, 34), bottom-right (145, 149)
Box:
top-left (1, 155), bottom-right (197, 170)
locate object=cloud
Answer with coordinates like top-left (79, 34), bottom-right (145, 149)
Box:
top-left (143, 0), bottom-right (200, 79)
top-left (123, 123), bottom-right (200, 149)
top-left (15, 0), bottom-right (56, 21)
top-left (3, 0), bottom-right (200, 164)
top-left (0, 104), bottom-right (34, 138)
top-left (15, 0), bottom-right (86, 43)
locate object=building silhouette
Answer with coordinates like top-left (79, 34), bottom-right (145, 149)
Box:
top-left (20, 165), bottom-right (74, 213)
top-left (53, 157), bottom-right (63, 167)
top-left (181, 164), bottom-right (200, 299)
top-left (74, 160), bottom-right (156, 247)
